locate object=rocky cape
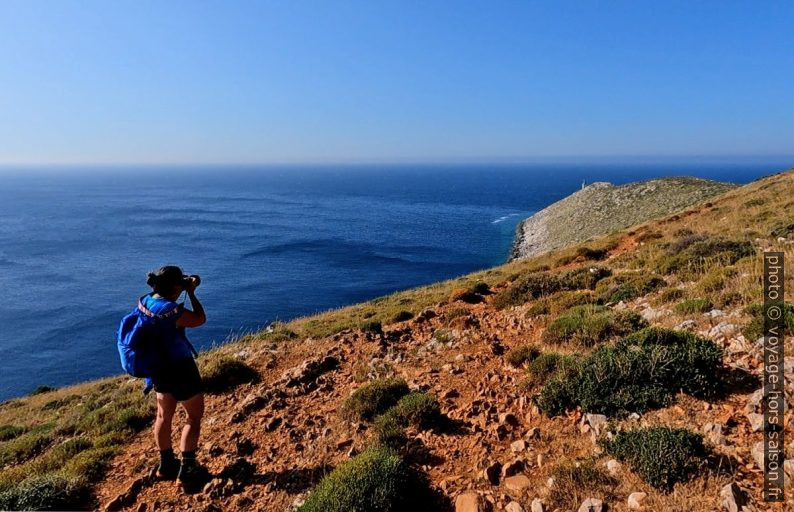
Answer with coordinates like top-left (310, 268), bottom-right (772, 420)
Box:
top-left (510, 177), bottom-right (735, 260)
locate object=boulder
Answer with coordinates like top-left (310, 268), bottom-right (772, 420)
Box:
top-left (720, 482), bottom-right (748, 512)
top-left (503, 474), bottom-right (531, 493)
top-left (578, 498), bottom-right (604, 512)
top-left (627, 491), bottom-right (647, 510)
top-left (530, 498), bottom-right (545, 512)
top-left (455, 492), bottom-right (491, 512)
top-left (505, 502), bottom-right (525, 512)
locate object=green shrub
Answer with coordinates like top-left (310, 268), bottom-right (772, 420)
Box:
top-left (391, 311), bottom-right (414, 323)
top-left (506, 345), bottom-right (541, 367)
top-left (0, 474), bottom-right (90, 511)
top-left (523, 353), bottom-right (579, 389)
top-left (538, 327), bottom-right (723, 416)
top-left (49, 438), bottom-right (93, 460)
top-left (675, 298), bottom-right (713, 314)
top-left (373, 415), bottom-right (408, 450)
top-left (361, 320), bottom-right (384, 335)
top-left (550, 460), bottom-right (617, 510)
top-left (492, 272), bottom-right (563, 309)
top-left (742, 303), bottom-right (794, 340)
top-left (559, 266), bottom-right (612, 290)
top-left (0, 430), bottom-right (54, 466)
top-left (259, 323), bottom-right (298, 343)
top-left (471, 282), bottom-right (490, 295)
top-left (30, 385), bottom-right (57, 395)
top-left (656, 237), bottom-right (754, 275)
top-left (595, 273), bottom-right (665, 303)
top-left (61, 446), bottom-right (118, 481)
top-left (298, 447), bottom-right (430, 512)
top-left (526, 291), bottom-right (596, 317)
top-left (655, 287), bottom-right (685, 304)
top-left (386, 393), bottom-right (441, 430)
top-left (542, 305), bottom-right (646, 348)
top-left (443, 307), bottom-right (469, 323)
top-left (342, 378), bottom-right (410, 422)
top-left (601, 427), bottom-right (708, 491)
top-left (0, 425), bottom-right (25, 442)
top-left (494, 268), bottom-right (610, 309)
top-left (201, 357), bottom-right (260, 393)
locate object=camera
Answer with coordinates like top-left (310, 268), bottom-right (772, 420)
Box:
top-left (183, 274), bottom-right (201, 288)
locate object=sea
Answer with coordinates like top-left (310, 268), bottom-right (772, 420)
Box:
top-left (0, 161), bottom-right (787, 400)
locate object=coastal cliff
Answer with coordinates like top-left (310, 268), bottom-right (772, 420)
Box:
top-left (510, 177), bottom-right (735, 260)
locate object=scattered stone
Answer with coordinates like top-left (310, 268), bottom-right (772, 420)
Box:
top-left (443, 389), bottom-right (461, 399)
top-left (265, 416), bottom-right (283, 432)
top-left (280, 356), bottom-right (339, 387)
top-left (746, 413), bottom-right (765, 432)
top-left (505, 502), bottom-right (525, 512)
top-left (502, 458), bottom-right (525, 478)
top-left (455, 491), bottom-right (491, 512)
top-left (720, 482), bottom-right (748, 512)
top-left (484, 461), bottom-right (502, 485)
top-left (511, 440), bottom-right (528, 453)
top-left (675, 319), bottom-right (697, 331)
top-left (581, 413), bottom-right (608, 437)
top-left (703, 422), bottom-right (725, 444)
top-left (499, 412), bottom-right (519, 427)
top-left (503, 474), bottom-right (531, 493)
top-left (707, 309), bottom-right (725, 318)
top-left (751, 442), bottom-right (764, 470)
top-left (627, 491), bottom-right (647, 510)
top-left (203, 478), bottom-right (226, 499)
top-left (530, 498), bottom-right (545, 512)
top-left (526, 427), bottom-right (541, 440)
top-left (606, 459), bottom-right (620, 476)
top-left (578, 498), bottom-right (604, 512)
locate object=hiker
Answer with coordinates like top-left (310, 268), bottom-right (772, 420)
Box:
top-left (140, 265), bottom-right (208, 485)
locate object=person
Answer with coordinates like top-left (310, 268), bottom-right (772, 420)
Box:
top-left (141, 265), bottom-right (207, 487)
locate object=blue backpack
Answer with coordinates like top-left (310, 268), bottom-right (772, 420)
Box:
top-left (116, 296), bottom-right (183, 379)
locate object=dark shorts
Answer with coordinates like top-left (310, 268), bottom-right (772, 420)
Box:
top-left (152, 357), bottom-right (203, 402)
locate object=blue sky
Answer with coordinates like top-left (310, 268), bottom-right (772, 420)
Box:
top-left (1, 1), bottom-right (792, 165)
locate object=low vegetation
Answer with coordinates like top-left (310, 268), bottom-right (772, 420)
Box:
top-left (201, 357), bottom-right (260, 394)
top-left (493, 267), bottom-right (611, 309)
top-left (537, 327), bottom-right (723, 416)
top-left (742, 302), bottom-right (794, 341)
top-left (550, 460), bottom-right (617, 510)
top-left (342, 378), bottom-right (410, 422)
top-left (373, 392), bottom-right (441, 449)
top-left (298, 447), bottom-right (433, 512)
top-left (522, 352), bottom-right (579, 390)
top-left (656, 235), bottom-right (755, 277)
top-left (505, 345), bottom-right (541, 367)
top-left (674, 298), bottom-right (713, 314)
top-left (542, 305), bottom-right (646, 347)
top-left (601, 427), bottom-right (708, 491)
top-left (526, 290), bottom-right (596, 317)
top-left (594, 272), bottom-right (665, 303)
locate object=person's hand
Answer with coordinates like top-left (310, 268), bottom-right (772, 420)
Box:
top-left (184, 276), bottom-right (199, 293)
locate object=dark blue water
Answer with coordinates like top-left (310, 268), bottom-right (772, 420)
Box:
top-left (0, 162), bottom-right (786, 399)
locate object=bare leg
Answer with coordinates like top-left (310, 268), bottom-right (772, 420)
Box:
top-left (154, 393), bottom-right (177, 450)
top-left (180, 393), bottom-right (204, 452)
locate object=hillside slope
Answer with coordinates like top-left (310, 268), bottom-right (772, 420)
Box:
top-left (1, 170), bottom-right (792, 512)
top-left (510, 177), bottom-right (735, 260)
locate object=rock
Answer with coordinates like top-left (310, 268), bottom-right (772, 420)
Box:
top-left (578, 498), bottom-right (604, 512)
top-left (280, 356), bottom-right (339, 387)
top-left (503, 474), bottom-right (531, 493)
top-left (418, 308), bottom-right (437, 321)
top-left (606, 459), bottom-right (620, 476)
top-left (236, 437), bottom-right (257, 456)
top-left (502, 458), bottom-right (525, 478)
top-left (703, 422), bottom-right (725, 444)
top-left (203, 478), bottom-right (226, 499)
top-left (455, 491), bottom-right (491, 512)
top-left (526, 427), bottom-right (541, 440)
top-left (720, 482), bottom-right (748, 512)
top-left (265, 416), bottom-right (283, 432)
top-left (676, 319), bottom-right (697, 331)
top-left (751, 441), bottom-right (764, 470)
top-left (785, 458), bottom-right (794, 479)
top-left (511, 440), bottom-right (528, 453)
top-left (505, 502), bottom-right (525, 512)
top-left (499, 412), bottom-right (519, 427)
top-left (707, 309), bottom-right (725, 318)
top-left (530, 498), bottom-right (545, 512)
top-left (484, 461), bottom-right (502, 485)
top-left (746, 413), bottom-right (765, 432)
top-left (443, 389), bottom-right (461, 399)
top-left (581, 413), bottom-right (608, 437)
top-left (627, 491), bottom-right (647, 509)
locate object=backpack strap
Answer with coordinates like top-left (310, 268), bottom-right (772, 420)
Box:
top-left (137, 300), bottom-right (183, 320)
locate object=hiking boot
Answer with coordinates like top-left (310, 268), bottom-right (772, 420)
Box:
top-left (157, 456), bottom-right (180, 480)
top-left (177, 459), bottom-right (210, 491)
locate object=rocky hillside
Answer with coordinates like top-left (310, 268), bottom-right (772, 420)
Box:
top-left (510, 177), bottom-right (735, 260)
top-left (1, 170), bottom-right (793, 512)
